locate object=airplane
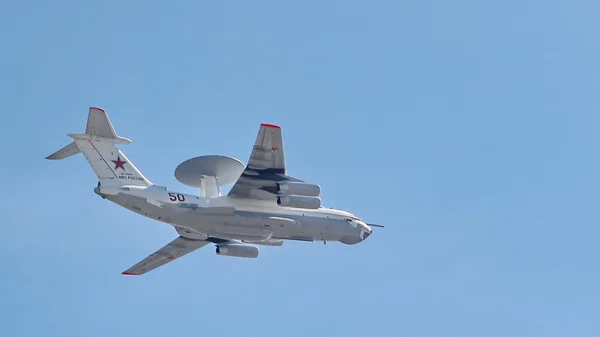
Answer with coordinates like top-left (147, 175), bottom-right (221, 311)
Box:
top-left (46, 107), bottom-right (382, 275)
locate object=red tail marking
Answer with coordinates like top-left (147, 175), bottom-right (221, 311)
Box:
top-left (261, 123), bottom-right (281, 129)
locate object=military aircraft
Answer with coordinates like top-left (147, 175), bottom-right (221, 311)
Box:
top-left (46, 107), bottom-right (382, 275)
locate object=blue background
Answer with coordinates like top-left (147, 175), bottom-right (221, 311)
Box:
top-left (1, 1), bottom-right (599, 336)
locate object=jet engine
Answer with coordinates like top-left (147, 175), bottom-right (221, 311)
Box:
top-left (276, 195), bottom-right (321, 209)
top-left (216, 243), bottom-right (259, 258)
top-left (276, 182), bottom-right (321, 197)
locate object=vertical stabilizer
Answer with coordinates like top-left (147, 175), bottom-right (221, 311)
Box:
top-left (46, 107), bottom-right (152, 187)
top-left (84, 107), bottom-right (128, 141)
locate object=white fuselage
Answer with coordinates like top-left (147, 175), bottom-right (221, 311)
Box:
top-left (95, 185), bottom-right (371, 245)
top-left (46, 107), bottom-right (377, 275)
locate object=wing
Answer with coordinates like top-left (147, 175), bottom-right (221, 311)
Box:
top-left (122, 236), bottom-right (211, 275)
top-left (228, 124), bottom-right (302, 200)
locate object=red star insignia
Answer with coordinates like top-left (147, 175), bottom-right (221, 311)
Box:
top-left (271, 146), bottom-right (279, 152)
top-left (168, 255), bottom-right (174, 261)
top-left (112, 156), bottom-right (127, 170)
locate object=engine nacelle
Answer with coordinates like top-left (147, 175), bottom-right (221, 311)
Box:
top-left (216, 244), bottom-right (259, 258)
top-left (276, 195), bottom-right (321, 209)
top-left (276, 182), bottom-right (321, 197)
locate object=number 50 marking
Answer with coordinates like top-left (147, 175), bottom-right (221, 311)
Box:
top-left (168, 192), bottom-right (186, 202)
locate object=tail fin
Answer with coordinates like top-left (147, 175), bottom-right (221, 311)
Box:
top-left (46, 107), bottom-right (152, 187)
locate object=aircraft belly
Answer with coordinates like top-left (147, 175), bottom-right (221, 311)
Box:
top-left (105, 195), bottom-right (349, 243)
top-left (290, 216), bottom-right (347, 241)
top-left (214, 213), bottom-right (347, 242)
top-left (105, 194), bottom-right (183, 225)
top-left (190, 214), bottom-right (306, 242)
top-left (209, 224), bottom-right (274, 241)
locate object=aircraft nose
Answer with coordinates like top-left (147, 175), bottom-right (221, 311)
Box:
top-left (340, 223), bottom-right (372, 245)
top-left (359, 224), bottom-right (372, 241)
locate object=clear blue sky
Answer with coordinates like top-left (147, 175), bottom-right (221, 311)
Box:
top-left (1, 1), bottom-right (599, 336)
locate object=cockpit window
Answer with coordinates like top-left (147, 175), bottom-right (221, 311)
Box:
top-left (344, 218), bottom-right (358, 227)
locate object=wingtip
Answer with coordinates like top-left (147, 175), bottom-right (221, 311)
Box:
top-left (122, 271), bottom-right (138, 276)
top-left (261, 123), bottom-right (281, 129)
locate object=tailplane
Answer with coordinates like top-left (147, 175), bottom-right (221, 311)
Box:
top-left (46, 107), bottom-right (152, 187)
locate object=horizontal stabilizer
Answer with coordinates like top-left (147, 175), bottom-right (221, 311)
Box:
top-left (46, 106), bottom-right (152, 187)
top-left (46, 107), bottom-right (132, 161)
top-left (45, 141), bottom-right (80, 160)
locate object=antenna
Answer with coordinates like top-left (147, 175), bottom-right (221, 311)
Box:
top-left (174, 155), bottom-right (244, 198)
